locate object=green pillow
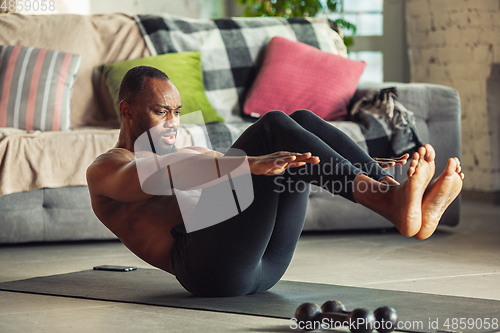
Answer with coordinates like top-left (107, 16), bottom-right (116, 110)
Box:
top-left (99, 51), bottom-right (224, 124)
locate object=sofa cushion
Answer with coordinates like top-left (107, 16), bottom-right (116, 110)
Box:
top-left (135, 14), bottom-right (347, 123)
top-left (0, 45), bottom-right (81, 131)
top-left (0, 13), bottom-right (151, 129)
top-left (99, 51), bottom-right (224, 124)
top-left (0, 186), bottom-right (116, 243)
top-left (243, 36), bottom-right (366, 121)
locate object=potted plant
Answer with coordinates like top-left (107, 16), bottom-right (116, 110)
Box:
top-left (237, 0), bottom-right (356, 48)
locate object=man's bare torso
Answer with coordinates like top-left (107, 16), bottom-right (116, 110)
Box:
top-left (88, 148), bottom-right (193, 274)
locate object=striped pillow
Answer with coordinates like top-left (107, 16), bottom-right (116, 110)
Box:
top-left (0, 45), bottom-right (81, 131)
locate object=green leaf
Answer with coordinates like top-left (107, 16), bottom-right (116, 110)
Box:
top-left (334, 18), bottom-right (357, 35)
top-left (236, 0), bottom-right (356, 49)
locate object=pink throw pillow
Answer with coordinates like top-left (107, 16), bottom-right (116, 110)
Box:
top-left (243, 36), bottom-right (366, 121)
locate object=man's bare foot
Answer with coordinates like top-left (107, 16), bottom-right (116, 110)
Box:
top-left (354, 145), bottom-right (435, 237)
top-left (390, 144), bottom-right (436, 237)
top-left (414, 157), bottom-right (464, 240)
top-left (380, 176), bottom-right (400, 186)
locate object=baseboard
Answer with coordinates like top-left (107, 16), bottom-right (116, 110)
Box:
top-left (462, 190), bottom-right (500, 206)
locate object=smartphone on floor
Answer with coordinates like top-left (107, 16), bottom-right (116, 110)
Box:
top-left (93, 265), bottom-right (137, 272)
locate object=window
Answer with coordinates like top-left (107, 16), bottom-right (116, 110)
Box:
top-left (329, 0), bottom-right (384, 36)
top-left (349, 51), bottom-right (383, 83)
top-left (323, 0), bottom-right (409, 83)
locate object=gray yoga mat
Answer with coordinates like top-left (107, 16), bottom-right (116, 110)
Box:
top-left (0, 268), bottom-right (499, 333)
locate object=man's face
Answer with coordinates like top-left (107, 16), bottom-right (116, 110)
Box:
top-left (127, 77), bottom-right (182, 155)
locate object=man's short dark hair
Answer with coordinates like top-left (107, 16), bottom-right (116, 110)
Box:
top-left (118, 66), bottom-right (169, 105)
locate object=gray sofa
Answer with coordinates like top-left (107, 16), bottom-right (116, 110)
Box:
top-left (0, 82), bottom-right (461, 243)
top-left (0, 13), bottom-right (461, 243)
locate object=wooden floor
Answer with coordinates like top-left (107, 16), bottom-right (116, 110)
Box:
top-left (1, 200), bottom-right (499, 333)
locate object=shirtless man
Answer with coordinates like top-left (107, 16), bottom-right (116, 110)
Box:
top-left (86, 66), bottom-right (464, 297)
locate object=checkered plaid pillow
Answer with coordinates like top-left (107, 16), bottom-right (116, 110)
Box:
top-left (135, 14), bottom-right (347, 122)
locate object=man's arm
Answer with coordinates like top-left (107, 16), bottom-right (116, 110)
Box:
top-left (147, 150), bottom-right (320, 191)
top-left (141, 150), bottom-right (249, 193)
top-left (86, 150), bottom-right (155, 203)
top-left (86, 149), bottom-right (249, 202)
top-left (87, 148), bottom-right (319, 202)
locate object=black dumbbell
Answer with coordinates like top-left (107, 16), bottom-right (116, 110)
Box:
top-left (321, 300), bottom-right (346, 313)
top-left (321, 300), bottom-right (398, 333)
top-left (374, 306), bottom-right (398, 333)
top-left (295, 302), bottom-right (376, 333)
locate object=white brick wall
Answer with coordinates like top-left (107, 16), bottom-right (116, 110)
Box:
top-left (406, 0), bottom-right (500, 191)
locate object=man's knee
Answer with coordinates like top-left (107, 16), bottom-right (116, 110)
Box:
top-left (260, 110), bottom-right (288, 122)
top-left (259, 110), bottom-right (294, 130)
top-left (289, 109), bottom-right (315, 122)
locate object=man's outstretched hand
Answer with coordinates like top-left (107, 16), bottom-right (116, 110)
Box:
top-left (373, 153), bottom-right (409, 169)
top-left (248, 152), bottom-right (320, 176)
